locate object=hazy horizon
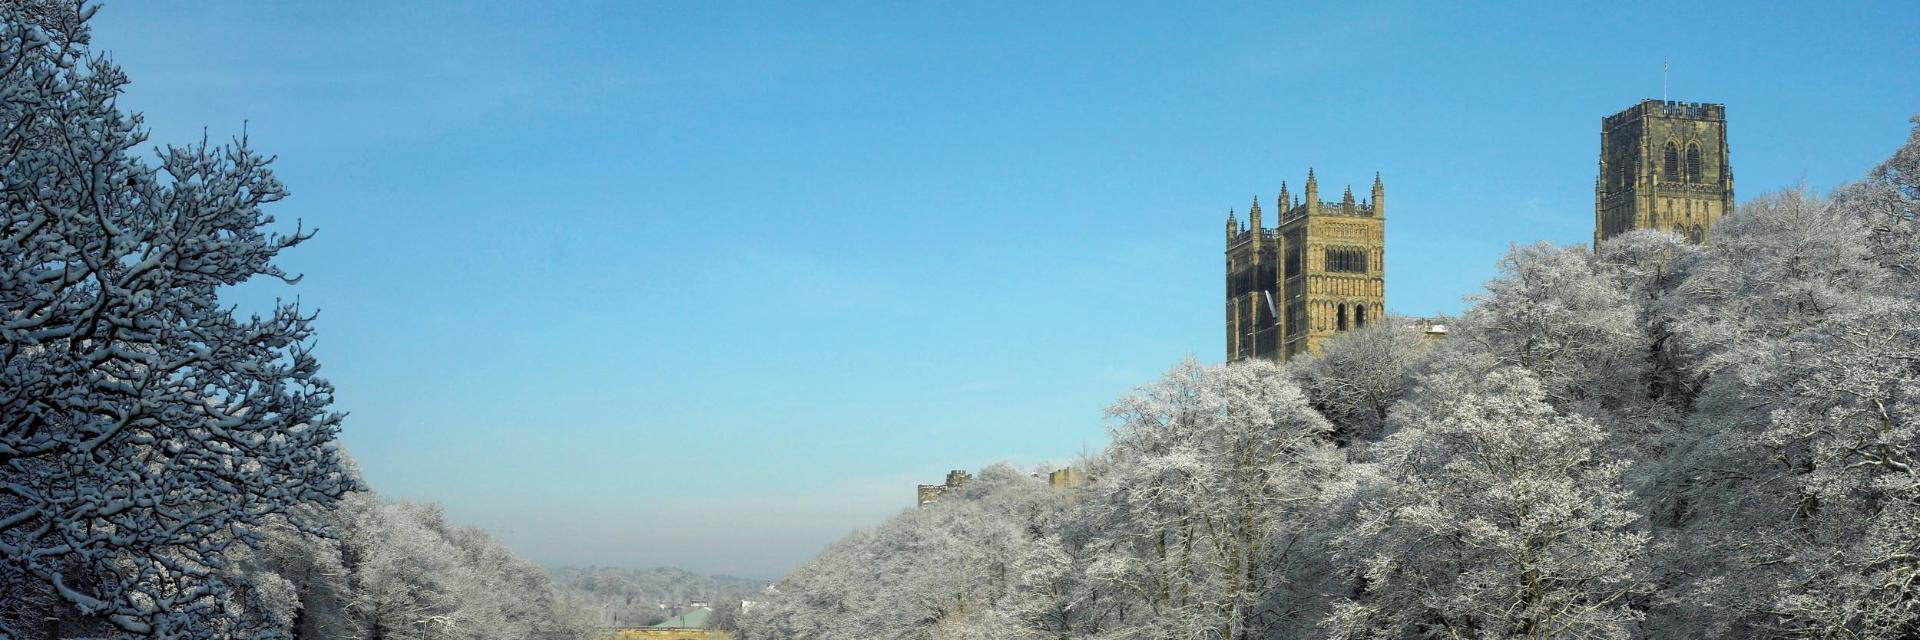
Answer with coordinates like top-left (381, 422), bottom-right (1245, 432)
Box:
top-left (92, 1), bottom-right (1918, 579)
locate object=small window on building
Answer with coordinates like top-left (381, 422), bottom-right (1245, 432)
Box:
top-left (1355, 305), bottom-right (1367, 329)
top-left (1663, 143), bottom-right (1680, 181)
top-left (1337, 304), bottom-right (1348, 331)
top-left (1686, 143), bottom-right (1703, 182)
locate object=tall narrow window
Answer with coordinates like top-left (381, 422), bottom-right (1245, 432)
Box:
top-left (1355, 305), bottom-right (1367, 329)
top-left (1686, 143), bottom-right (1703, 182)
top-left (1326, 247), bottom-right (1368, 273)
top-left (1663, 143), bottom-right (1680, 181)
top-left (1337, 304), bottom-right (1348, 331)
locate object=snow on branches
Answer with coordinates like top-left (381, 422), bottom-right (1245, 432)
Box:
top-left (743, 115), bottom-right (1920, 640)
top-left (0, 2), bottom-right (351, 635)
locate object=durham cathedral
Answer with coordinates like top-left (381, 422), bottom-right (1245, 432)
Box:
top-left (1225, 98), bottom-right (1735, 363)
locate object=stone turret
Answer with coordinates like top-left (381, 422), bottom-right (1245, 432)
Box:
top-left (1278, 181), bottom-right (1291, 215)
top-left (1248, 197), bottom-right (1263, 249)
top-left (1341, 185), bottom-right (1356, 214)
top-left (1372, 172), bottom-right (1385, 217)
top-left (1304, 168), bottom-right (1320, 216)
top-left (1225, 209), bottom-right (1237, 245)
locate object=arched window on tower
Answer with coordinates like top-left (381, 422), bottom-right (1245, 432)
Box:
top-left (1663, 143), bottom-right (1680, 181)
top-left (1687, 143), bottom-right (1703, 182)
top-left (1337, 304), bottom-right (1348, 331)
top-left (1355, 305), bottom-right (1367, 329)
top-left (1325, 247), bottom-right (1368, 273)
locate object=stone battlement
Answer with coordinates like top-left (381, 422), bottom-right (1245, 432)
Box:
top-left (1604, 99), bottom-right (1726, 128)
top-left (1225, 227), bottom-right (1280, 250)
top-left (916, 467), bottom-right (1085, 507)
top-left (1278, 201), bottom-right (1377, 224)
top-left (916, 469), bottom-right (971, 507)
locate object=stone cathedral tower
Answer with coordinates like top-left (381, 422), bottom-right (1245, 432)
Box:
top-left (1226, 170), bottom-right (1386, 363)
top-left (1595, 99), bottom-right (1735, 245)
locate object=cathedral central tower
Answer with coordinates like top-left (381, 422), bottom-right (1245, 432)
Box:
top-left (1595, 99), bottom-right (1734, 245)
top-left (1226, 170), bottom-right (1386, 363)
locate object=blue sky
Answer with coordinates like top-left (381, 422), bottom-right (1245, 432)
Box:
top-left (93, 2), bottom-right (1917, 578)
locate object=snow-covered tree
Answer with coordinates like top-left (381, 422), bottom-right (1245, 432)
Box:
top-left (1645, 172), bottom-right (1920, 636)
top-left (0, 2), bottom-right (352, 635)
top-left (1592, 229), bottom-right (1701, 410)
top-left (1327, 368), bottom-right (1649, 639)
top-left (228, 511), bottom-right (358, 639)
top-left (737, 109), bottom-right (1920, 640)
top-left (708, 597), bottom-right (744, 634)
top-left (1832, 115), bottom-right (1920, 283)
top-left (1755, 298), bottom-right (1920, 637)
top-left (1293, 320), bottom-right (1431, 445)
top-left (1453, 242), bottom-right (1644, 412)
top-left (1087, 358), bottom-right (1342, 640)
top-left (255, 493), bottom-right (587, 640)
top-left (742, 464), bottom-right (1057, 640)
top-left (1667, 188), bottom-right (1884, 379)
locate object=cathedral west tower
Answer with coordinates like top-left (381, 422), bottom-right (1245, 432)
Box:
top-left (1226, 170), bottom-right (1386, 363)
top-left (1595, 99), bottom-right (1735, 245)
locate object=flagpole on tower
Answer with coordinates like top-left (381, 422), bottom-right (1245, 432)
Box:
top-left (1663, 57), bottom-right (1669, 101)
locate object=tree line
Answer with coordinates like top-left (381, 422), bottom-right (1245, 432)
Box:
top-left (741, 119), bottom-right (1920, 639)
top-left (550, 566), bottom-right (764, 629)
top-left (5, 0), bottom-right (1918, 637)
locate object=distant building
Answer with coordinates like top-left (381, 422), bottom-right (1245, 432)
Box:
top-left (916, 469), bottom-right (970, 507)
top-left (1226, 170), bottom-right (1387, 362)
top-left (917, 467), bottom-right (1088, 507)
top-left (1595, 99), bottom-right (1734, 245)
top-left (1047, 466), bottom-right (1085, 490)
top-left (1404, 316), bottom-right (1450, 341)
